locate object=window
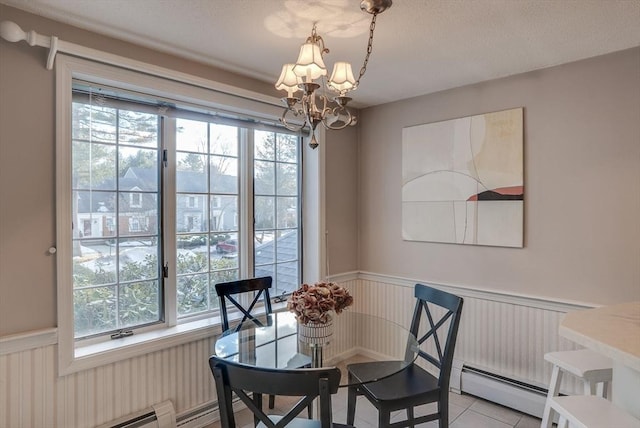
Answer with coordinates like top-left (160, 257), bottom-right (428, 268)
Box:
top-left (186, 195), bottom-right (198, 208)
top-left (130, 192), bottom-right (142, 208)
top-left (58, 56), bottom-right (303, 364)
top-left (71, 99), bottom-right (162, 338)
top-left (254, 130), bottom-right (301, 296)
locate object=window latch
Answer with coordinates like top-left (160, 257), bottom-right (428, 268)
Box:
top-left (273, 291), bottom-right (289, 303)
top-left (110, 329), bottom-right (134, 340)
top-left (163, 262), bottom-right (169, 278)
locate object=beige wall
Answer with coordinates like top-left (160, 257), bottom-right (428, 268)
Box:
top-left (1, 3), bottom-right (637, 337)
top-left (0, 5), bottom-right (358, 336)
top-left (357, 47), bottom-right (640, 305)
top-left (325, 126), bottom-right (359, 276)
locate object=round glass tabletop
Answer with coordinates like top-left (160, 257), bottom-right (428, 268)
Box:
top-left (214, 310), bottom-right (418, 387)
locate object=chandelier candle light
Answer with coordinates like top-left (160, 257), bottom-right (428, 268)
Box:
top-left (275, 0), bottom-right (392, 149)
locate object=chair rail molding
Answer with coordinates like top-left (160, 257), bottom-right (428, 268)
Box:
top-left (0, 328), bottom-right (57, 356)
top-left (356, 271), bottom-right (596, 312)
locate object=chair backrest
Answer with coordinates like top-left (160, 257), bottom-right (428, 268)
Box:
top-left (209, 355), bottom-right (341, 428)
top-left (215, 276), bottom-right (273, 332)
top-left (410, 283), bottom-right (464, 391)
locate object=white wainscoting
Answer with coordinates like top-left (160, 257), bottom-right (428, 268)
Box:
top-left (0, 336), bottom-right (218, 428)
top-left (345, 273), bottom-right (594, 396)
top-left (0, 274), bottom-right (594, 427)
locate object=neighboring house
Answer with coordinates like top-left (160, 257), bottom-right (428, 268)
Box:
top-left (75, 167), bottom-right (238, 239)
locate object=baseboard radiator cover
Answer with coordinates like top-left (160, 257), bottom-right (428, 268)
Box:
top-left (96, 400), bottom-right (176, 428)
top-left (177, 396), bottom-right (251, 428)
top-left (459, 365), bottom-right (548, 418)
top-left (95, 399), bottom-right (247, 428)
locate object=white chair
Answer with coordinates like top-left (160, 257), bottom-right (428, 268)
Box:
top-left (549, 395), bottom-right (640, 428)
top-left (541, 349), bottom-right (613, 428)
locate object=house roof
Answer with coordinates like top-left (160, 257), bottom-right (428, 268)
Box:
top-left (255, 230), bottom-right (300, 294)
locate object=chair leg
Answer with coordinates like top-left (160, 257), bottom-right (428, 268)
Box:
top-left (253, 393), bottom-right (263, 428)
top-left (557, 415), bottom-right (568, 428)
top-left (307, 402), bottom-right (313, 419)
top-left (346, 386), bottom-right (357, 425)
top-left (406, 406), bottom-right (415, 428)
top-left (599, 381), bottom-right (610, 399)
top-left (584, 380), bottom-right (597, 396)
top-left (440, 398), bottom-right (449, 428)
top-left (268, 394), bottom-right (275, 409)
top-left (378, 407), bottom-right (391, 428)
top-left (541, 365), bottom-right (563, 428)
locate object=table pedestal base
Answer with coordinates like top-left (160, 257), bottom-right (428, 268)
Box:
top-left (310, 344), bottom-right (323, 368)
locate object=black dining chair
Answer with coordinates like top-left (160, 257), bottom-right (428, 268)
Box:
top-left (215, 276), bottom-right (274, 333)
top-left (215, 276), bottom-right (311, 415)
top-left (210, 354), bottom-right (355, 428)
top-left (346, 283), bottom-right (464, 428)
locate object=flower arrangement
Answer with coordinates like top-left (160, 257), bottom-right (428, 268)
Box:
top-left (287, 282), bottom-right (354, 325)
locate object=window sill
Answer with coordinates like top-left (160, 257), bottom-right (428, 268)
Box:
top-left (67, 316), bottom-right (224, 375)
top-left (64, 303), bottom-right (290, 376)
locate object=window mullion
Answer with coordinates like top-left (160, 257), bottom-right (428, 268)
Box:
top-left (239, 128), bottom-right (254, 278)
top-left (163, 116), bottom-right (178, 326)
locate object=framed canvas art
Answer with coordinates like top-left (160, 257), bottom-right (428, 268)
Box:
top-left (402, 107), bottom-right (524, 248)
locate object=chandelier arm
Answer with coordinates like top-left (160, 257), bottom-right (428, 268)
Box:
top-left (354, 12), bottom-right (378, 88)
top-left (280, 108), bottom-right (305, 132)
top-left (323, 107), bottom-right (354, 130)
top-left (318, 93), bottom-right (329, 114)
top-left (310, 23), bottom-right (329, 56)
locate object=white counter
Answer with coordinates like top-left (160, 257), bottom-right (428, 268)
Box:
top-left (559, 301), bottom-right (640, 419)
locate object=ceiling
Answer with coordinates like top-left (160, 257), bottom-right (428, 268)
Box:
top-left (2, 0), bottom-right (639, 107)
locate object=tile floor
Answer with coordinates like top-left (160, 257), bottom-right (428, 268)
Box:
top-left (207, 389), bottom-right (541, 428)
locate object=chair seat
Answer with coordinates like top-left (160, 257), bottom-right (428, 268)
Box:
top-left (545, 349), bottom-right (613, 382)
top-left (550, 396), bottom-right (640, 428)
top-left (259, 416), bottom-right (353, 428)
top-left (351, 362), bottom-right (440, 403)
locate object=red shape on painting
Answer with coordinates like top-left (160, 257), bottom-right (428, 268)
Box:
top-left (467, 186), bottom-right (524, 201)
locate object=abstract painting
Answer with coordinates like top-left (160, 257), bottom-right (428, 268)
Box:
top-left (402, 107), bottom-right (523, 247)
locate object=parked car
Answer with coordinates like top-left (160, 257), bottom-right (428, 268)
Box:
top-left (215, 239), bottom-right (237, 254)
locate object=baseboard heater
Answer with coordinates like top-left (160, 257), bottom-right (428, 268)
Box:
top-left (459, 365), bottom-right (549, 419)
top-left (96, 401), bottom-right (176, 428)
top-left (98, 397), bottom-right (246, 428)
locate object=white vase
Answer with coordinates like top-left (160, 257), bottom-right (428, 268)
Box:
top-left (298, 320), bottom-right (334, 344)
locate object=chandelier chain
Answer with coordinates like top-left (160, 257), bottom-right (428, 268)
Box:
top-left (355, 13), bottom-right (378, 88)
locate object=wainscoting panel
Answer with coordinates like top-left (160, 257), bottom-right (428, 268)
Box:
top-left (0, 337), bottom-right (218, 428)
top-left (348, 274), bottom-right (592, 395)
top-left (0, 274), bottom-right (594, 427)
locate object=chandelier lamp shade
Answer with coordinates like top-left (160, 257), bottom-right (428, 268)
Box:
top-left (275, 0), bottom-right (392, 149)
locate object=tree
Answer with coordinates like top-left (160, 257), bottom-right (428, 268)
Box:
top-left (253, 131), bottom-right (299, 231)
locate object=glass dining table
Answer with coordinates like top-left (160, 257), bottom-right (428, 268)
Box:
top-left (213, 310), bottom-right (418, 387)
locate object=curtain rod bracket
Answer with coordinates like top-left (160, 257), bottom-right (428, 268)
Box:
top-left (47, 36), bottom-right (59, 70)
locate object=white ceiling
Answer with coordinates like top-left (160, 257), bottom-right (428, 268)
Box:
top-left (2, 0), bottom-right (639, 107)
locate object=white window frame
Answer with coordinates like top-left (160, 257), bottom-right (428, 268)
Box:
top-left (55, 54), bottom-right (325, 375)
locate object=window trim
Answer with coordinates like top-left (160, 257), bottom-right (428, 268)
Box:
top-left (55, 54), bottom-right (324, 376)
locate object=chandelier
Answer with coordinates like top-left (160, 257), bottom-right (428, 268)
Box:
top-left (275, 0), bottom-right (392, 149)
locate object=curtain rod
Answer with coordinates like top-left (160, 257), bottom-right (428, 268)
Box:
top-left (0, 20), bottom-right (283, 110)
